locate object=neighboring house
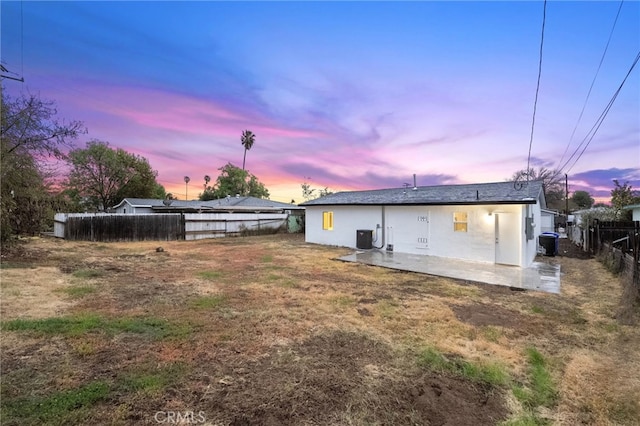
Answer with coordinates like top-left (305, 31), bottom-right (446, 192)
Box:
top-left (623, 204), bottom-right (640, 221)
top-left (301, 180), bottom-right (546, 268)
top-left (540, 208), bottom-right (559, 234)
top-left (112, 196), bottom-right (304, 214)
top-left (109, 196), bottom-right (305, 235)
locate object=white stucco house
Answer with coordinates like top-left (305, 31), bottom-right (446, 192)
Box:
top-left (623, 204), bottom-right (640, 221)
top-left (301, 180), bottom-right (546, 268)
top-left (540, 208), bottom-right (559, 234)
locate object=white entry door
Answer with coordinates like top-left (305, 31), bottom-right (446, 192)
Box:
top-left (495, 213), bottom-right (520, 266)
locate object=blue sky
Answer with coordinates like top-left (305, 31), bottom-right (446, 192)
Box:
top-left (2, 1), bottom-right (638, 204)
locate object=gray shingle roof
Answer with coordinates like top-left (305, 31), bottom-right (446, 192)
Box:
top-left (204, 196), bottom-right (303, 209)
top-left (300, 180), bottom-right (544, 206)
top-left (114, 197), bottom-right (303, 210)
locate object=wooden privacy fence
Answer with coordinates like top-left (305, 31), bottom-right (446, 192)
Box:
top-left (591, 221), bottom-right (639, 291)
top-left (588, 220), bottom-right (639, 255)
top-left (54, 212), bottom-right (289, 241)
top-left (56, 214), bottom-right (184, 241)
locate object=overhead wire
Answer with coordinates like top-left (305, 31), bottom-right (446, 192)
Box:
top-left (525, 0), bottom-right (547, 183)
top-left (0, 1), bottom-right (25, 83)
top-left (554, 0), bottom-right (625, 179)
top-left (562, 50), bottom-right (640, 175)
top-left (21, 0), bottom-right (24, 84)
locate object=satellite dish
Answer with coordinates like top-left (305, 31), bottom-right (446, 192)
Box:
top-left (163, 198), bottom-right (173, 206)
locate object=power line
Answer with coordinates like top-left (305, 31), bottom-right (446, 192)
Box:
top-left (20, 0), bottom-right (24, 82)
top-left (555, 0), bottom-right (625, 174)
top-left (1, 1), bottom-right (25, 83)
top-left (525, 0), bottom-right (547, 182)
top-left (562, 50), bottom-right (640, 175)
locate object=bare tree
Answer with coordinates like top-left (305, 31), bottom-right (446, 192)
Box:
top-left (510, 167), bottom-right (564, 210)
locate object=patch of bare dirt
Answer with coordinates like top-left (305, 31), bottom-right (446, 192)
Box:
top-left (450, 303), bottom-right (522, 329)
top-left (557, 237), bottom-right (592, 260)
top-left (198, 330), bottom-right (508, 426)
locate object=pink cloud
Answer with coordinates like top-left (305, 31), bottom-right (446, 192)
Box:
top-left (69, 83), bottom-right (321, 141)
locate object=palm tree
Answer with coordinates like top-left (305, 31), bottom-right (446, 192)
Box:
top-left (204, 175), bottom-right (211, 190)
top-left (184, 176), bottom-right (190, 200)
top-left (241, 130), bottom-right (255, 171)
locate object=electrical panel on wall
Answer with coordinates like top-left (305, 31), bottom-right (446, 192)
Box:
top-left (416, 213), bottom-right (430, 249)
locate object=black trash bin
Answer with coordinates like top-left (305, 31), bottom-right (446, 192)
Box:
top-left (356, 229), bottom-right (373, 249)
top-left (539, 233), bottom-right (558, 256)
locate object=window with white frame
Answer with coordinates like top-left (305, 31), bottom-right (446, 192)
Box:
top-left (453, 211), bottom-right (468, 232)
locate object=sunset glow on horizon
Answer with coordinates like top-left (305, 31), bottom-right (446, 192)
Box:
top-left (2, 1), bottom-right (638, 205)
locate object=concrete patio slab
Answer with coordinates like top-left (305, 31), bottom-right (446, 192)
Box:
top-left (338, 250), bottom-right (561, 294)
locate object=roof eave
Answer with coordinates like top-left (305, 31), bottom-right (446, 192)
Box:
top-left (303, 200), bottom-right (539, 207)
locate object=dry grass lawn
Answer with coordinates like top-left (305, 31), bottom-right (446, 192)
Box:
top-left (1, 234), bottom-right (638, 425)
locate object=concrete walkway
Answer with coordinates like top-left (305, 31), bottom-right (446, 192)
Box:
top-left (338, 250), bottom-right (561, 294)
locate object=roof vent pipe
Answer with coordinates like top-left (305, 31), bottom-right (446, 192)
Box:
top-left (476, 190), bottom-right (479, 200)
top-left (413, 174), bottom-right (417, 190)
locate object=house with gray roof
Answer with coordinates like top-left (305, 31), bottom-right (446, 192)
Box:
top-left (300, 180), bottom-right (546, 267)
top-left (112, 196), bottom-right (303, 214)
top-left (109, 196), bottom-right (305, 236)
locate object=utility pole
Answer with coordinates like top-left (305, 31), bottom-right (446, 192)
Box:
top-left (565, 174), bottom-right (569, 216)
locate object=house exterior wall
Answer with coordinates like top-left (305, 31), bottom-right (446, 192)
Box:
top-left (540, 211), bottom-right (555, 234)
top-left (305, 203), bottom-right (538, 267)
top-left (113, 203), bottom-right (153, 214)
top-left (305, 206), bottom-right (383, 248)
top-left (385, 205), bottom-right (498, 263)
top-left (631, 207), bottom-right (640, 221)
top-left (524, 202), bottom-right (542, 267)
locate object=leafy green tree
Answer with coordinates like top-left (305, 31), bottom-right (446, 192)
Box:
top-left (301, 180), bottom-right (315, 201)
top-left (66, 140), bottom-right (163, 210)
top-left (510, 167), bottom-right (565, 211)
top-left (1, 149), bottom-right (50, 237)
top-left (301, 179), bottom-right (333, 201)
top-left (1, 87), bottom-right (84, 245)
top-left (200, 186), bottom-right (216, 201)
top-left (570, 190), bottom-right (594, 209)
top-left (199, 163), bottom-right (269, 200)
top-left (116, 157), bottom-right (165, 201)
top-left (246, 173), bottom-right (269, 198)
top-left (578, 207), bottom-right (617, 227)
top-left (241, 130), bottom-right (255, 171)
top-left (610, 180), bottom-right (639, 220)
top-left (318, 187), bottom-right (334, 198)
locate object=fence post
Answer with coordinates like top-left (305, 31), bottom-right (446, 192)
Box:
top-left (634, 222), bottom-right (640, 300)
top-left (592, 219), bottom-right (597, 253)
